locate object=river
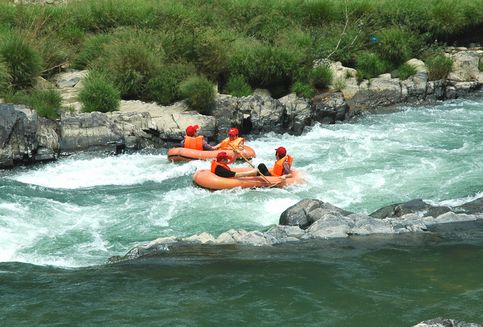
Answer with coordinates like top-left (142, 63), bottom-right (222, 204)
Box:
top-left (1, 96), bottom-right (482, 326)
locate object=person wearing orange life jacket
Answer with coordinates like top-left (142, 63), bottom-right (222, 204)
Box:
top-left (180, 125), bottom-right (214, 150)
top-left (211, 151), bottom-right (258, 178)
top-left (213, 127), bottom-right (245, 150)
top-left (257, 146), bottom-right (293, 180)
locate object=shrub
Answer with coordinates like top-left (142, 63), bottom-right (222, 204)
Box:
top-left (193, 29), bottom-right (229, 80)
top-left (92, 37), bottom-right (163, 100)
top-left (397, 63), bottom-right (417, 80)
top-left (333, 78), bottom-right (347, 92)
top-left (373, 27), bottom-right (420, 66)
top-left (4, 89), bottom-right (62, 120)
top-left (224, 75), bottom-right (252, 97)
top-left (426, 55), bottom-right (453, 80)
top-left (0, 59), bottom-right (12, 95)
top-left (74, 34), bottom-right (111, 69)
top-left (290, 81), bottom-right (315, 99)
top-left (145, 63), bottom-right (196, 105)
top-left (310, 64), bottom-right (333, 89)
top-left (179, 75), bottom-right (215, 115)
top-left (355, 52), bottom-right (387, 81)
top-left (79, 72), bottom-right (120, 113)
top-left (0, 34), bottom-right (42, 89)
top-left (479, 60), bottom-right (483, 72)
top-left (29, 89), bottom-right (62, 120)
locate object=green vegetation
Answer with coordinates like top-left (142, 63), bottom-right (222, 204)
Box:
top-left (290, 81), bottom-right (315, 99)
top-left (0, 0), bottom-right (481, 113)
top-left (356, 52), bottom-right (387, 81)
top-left (224, 75), bottom-right (252, 97)
top-left (179, 76), bottom-right (215, 115)
top-left (426, 55), bottom-right (453, 80)
top-left (4, 89), bottom-right (62, 119)
top-left (310, 64), bottom-right (333, 89)
top-left (79, 72), bottom-right (120, 113)
top-left (0, 34), bottom-right (42, 89)
top-left (479, 60), bottom-right (483, 71)
top-left (0, 59), bottom-right (12, 95)
top-left (397, 63), bottom-right (418, 80)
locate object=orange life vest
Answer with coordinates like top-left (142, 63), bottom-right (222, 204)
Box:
top-left (272, 155), bottom-right (293, 176)
top-left (184, 136), bottom-right (204, 150)
top-left (211, 160), bottom-right (231, 174)
top-left (219, 137), bottom-right (244, 150)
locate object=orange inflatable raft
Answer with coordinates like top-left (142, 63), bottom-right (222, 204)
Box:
top-left (168, 146), bottom-right (256, 162)
top-left (192, 167), bottom-right (303, 190)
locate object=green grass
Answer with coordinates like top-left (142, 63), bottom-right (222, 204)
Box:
top-left (0, 0), bottom-right (481, 108)
top-left (79, 71), bottom-right (120, 113)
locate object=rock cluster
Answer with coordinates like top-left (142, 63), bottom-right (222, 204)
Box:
top-left (108, 197), bottom-right (483, 264)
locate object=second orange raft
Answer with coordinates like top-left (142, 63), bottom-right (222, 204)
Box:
top-left (193, 167), bottom-right (303, 190)
top-left (168, 146), bottom-right (256, 162)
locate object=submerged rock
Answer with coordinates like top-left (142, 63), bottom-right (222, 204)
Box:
top-left (413, 318), bottom-right (482, 327)
top-left (369, 199), bottom-right (452, 219)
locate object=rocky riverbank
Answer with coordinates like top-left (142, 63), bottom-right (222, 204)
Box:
top-left (1, 48), bottom-right (482, 169)
top-left (108, 196), bottom-right (483, 264)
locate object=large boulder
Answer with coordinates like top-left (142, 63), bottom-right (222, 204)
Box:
top-left (278, 93), bottom-right (312, 135)
top-left (447, 51), bottom-right (481, 82)
top-left (0, 104), bottom-right (59, 168)
top-left (347, 74), bottom-right (403, 110)
top-left (312, 92), bottom-right (350, 124)
top-left (279, 199), bottom-right (353, 229)
top-left (369, 199), bottom-right (452, 219)
top-left (402, 71), bottom-right (428, 101)
top-left (59, 111), bottom-right (160, 152)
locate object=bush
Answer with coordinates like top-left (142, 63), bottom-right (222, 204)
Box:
top-left (290, 81), bottom-right (315, 99)
top-left (0, 59), bottom-right (12, 95)
top-left (224, 75), bottom-right (252, 97)
top-left (397, 63), bottom-right (417, 80)
top-left (0, 34), bottom-right (42, 89)
top-left (92, 37), bottom-right (163, 100)
top-left (79, 72), bottom-right (120, 113)
top-left (479, 60), bottom-right (483, 72)
top-left (333, 78), bottom-right (347, 92)
top-left (373, 27), bottom-right (421, 66)
top-left (74, 34), bottom-right (111, 69)
top-left (426, 55), bottom-right (453, 80)
top-left (29, 89), bottom-right (62, 120)
top-left (145, 63), bottom-right (196, 105)
top-left (193, 29), bottom-right (229, 80)
top-left (4, 89), bottom-right (62, 120)
top-left (355, 52), bottom-right (387, 81)
top-left (179, 75), bottom-right (215, 115)
top-left (310, 64), bottom-right (333, 89)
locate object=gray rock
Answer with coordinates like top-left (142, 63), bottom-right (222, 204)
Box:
top-left (369, 199), bottom-right (451, 219)
top-left (347, 76), bottom-right (403, 110)
top-left (426, 80), bottom-right (446, 100)
top-left (413, 317), bottom-right (481, 327)
top-left (402, 72), bottom-right (428, 101)
top-left (447, 51), bottom-right (481, 82)
top-left (279, 199), bottom-right (353, 229)
top-left (312, 92), bottom-right (349, 123)
top-left (455, 197), bottom-right (483, 214)
top-left (0, 104), bottom-right (59, 168)
top-left (278, 93), bottom-right (312, 135)
top-left (59, 111), bottom-right (160, 152)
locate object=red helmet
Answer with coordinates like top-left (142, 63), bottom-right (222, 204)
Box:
top-left (185, 124), bottom-right (199, 137)
top-left (275, 146), bottom-right (287, 157)
top-left (228, 127), bottom-right (239, 136)
top-left (217, 151), bottom-right (229, 161)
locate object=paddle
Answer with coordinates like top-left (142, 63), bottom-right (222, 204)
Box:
top-left (228, 144), bottom-right (281, 187)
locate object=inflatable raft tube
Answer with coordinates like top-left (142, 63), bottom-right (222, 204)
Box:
top-left (168, 146), bottom-right (256, 162)
top-left (192, 167), bottom-right (303, 190)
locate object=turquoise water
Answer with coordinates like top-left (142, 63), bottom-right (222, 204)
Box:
top-left (1, 96), bottom-right (482, 326)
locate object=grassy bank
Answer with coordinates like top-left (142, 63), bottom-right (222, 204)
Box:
top-left (0, 0), bottom-right (482, 117)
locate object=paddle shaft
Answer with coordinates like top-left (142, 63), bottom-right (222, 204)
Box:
top-left (228, 144), bottom-right (276, 185)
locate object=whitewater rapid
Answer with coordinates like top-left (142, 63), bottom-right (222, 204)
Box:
top-left (0, 97), bottom-right (482, 267)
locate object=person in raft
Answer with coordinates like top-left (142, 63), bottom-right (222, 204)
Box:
top-left (211, 151), bottom-right (258, 178)
top-left (180, 125), bottom-right (214, 150)
top-left (213, 127), bottom-right (244, 150)
top-left (257, 146), bottom-right (293, 180)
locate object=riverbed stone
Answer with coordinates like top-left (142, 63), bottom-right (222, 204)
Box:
top-left (413, 317), bottom-right (482, 327)
top-left (278, 93), bottom-right (312, 135)
top-left (312, 92), bottom-right (349, 123)
top-left (447, 51), bottom-right (481, 82)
